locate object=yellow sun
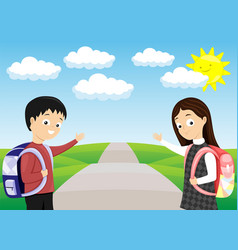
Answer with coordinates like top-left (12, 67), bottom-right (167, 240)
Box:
top-left (186, 47), bottom-right (230, 91)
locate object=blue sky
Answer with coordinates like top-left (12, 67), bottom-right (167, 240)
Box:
top-left (0, 41), bottom-right (236, 148)
top-left (0, 1), bottom-right (236, 149)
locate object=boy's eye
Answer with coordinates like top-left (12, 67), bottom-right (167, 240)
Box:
top-left (186, 119), bottom-right (195, 127)
top-left (56, 122), bottom-right (62, 128)
top-left (42, 119), bottom-right (50, 125)
top-left (176, 123), bottom-right (182, 129)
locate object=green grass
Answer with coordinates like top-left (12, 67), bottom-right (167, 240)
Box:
top-left (1, 142), bottom-right (236, 210)
top-left (61, 143), bottom-right (110, 164)
top-left (0, 143), bottom-right (109, 210)
top-left (126, 143), bottom-right (179, 163)
top-left (128, 143), bottom-right (237, 210)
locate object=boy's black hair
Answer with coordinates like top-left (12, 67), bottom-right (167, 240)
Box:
top-left (25, 96), bottom-right (67, 131)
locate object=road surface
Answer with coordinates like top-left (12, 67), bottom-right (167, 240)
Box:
top-left (54, 143), bottom-right (182, 210)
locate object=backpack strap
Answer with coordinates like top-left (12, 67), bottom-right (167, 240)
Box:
top-left (184, 144), bottom-right (193, 169)
top-left (190, 147), bottom-right (218, 196)
top-left (19, 148), bottom-right (47, 197)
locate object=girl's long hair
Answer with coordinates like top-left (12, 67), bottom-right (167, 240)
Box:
top-left (172, 97), bottom-right (219, 147)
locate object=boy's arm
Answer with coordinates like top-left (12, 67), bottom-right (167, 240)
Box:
top-left (20, 153), bottom-right (43, 184)
top-left (50, 132), bottom-right (85, 157)
top-left (50, 139), bottom-right (78, 157)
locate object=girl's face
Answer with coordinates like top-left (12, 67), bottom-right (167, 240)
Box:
top-left (174, 109), bottom-right (207, 140)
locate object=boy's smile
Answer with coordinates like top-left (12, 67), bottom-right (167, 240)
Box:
top-left (30, 109), bottom-right (65, 142)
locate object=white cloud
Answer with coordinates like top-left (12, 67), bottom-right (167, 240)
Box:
top-left (64, 46), bottom-right (115, 69)
top-left (132, 48), bottom-right (175, 67)
top-left (160, 67), bottom-right (208, 88)
top-left (7, 57), bottom-right (61, 81)
top-left (72, 73), bottom-right (134, 101)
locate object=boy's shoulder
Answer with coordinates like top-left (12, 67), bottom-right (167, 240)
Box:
top-left (24, 142), bottom-right (47, 154)
top-left (22, 143), bottom-right (52, 163)
top-left (25, 142), bottom-right (38, 149)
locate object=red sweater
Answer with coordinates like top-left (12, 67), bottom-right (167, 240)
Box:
top-left (20, 139), bottom-right (78, 194)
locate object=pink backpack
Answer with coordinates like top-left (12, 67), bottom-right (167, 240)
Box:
top-left (184, 145), bottom-right (235, 198)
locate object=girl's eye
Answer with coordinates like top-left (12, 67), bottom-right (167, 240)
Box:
top-left (186, 119), bottom-right (195, 127)
top-left (176, 123), bottom-right (182, 129)
top-left (42, 119), bottom-right (50, 125)
top-left (56, 122), bottom-right (62, 128)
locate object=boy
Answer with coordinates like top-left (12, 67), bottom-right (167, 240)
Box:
top-left (21, 96), bottom-right (84, 210)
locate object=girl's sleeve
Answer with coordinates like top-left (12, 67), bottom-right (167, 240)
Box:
top-left (50, 139), bottom-right (78, 157)
top-left (160, 139), bottom-right (188, 156)
top-left (196, 153), bottom-right (217, 185)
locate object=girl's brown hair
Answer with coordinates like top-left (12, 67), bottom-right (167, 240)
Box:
top-left (172, 97), bottom-right (219, 147)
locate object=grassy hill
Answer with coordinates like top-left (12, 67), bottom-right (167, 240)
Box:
top-left (128, 143), bottom-right (237, 210)
top-left (0, 142), bottom-right (236, 210)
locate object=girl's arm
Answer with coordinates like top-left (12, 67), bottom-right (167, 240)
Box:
top-left (153, 133), bottom-right (188, 156)
top-left (160, 139), bottom-right (188, 156)
top-left (196, 153), bottom-right (217, 185)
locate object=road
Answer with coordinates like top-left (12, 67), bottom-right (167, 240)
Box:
top-left (54, 143), bottom-right (182, 210)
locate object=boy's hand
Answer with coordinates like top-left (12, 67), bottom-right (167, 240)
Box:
top-left (41, 169), bottom-right (48, 178)
top-left (153, 133), bottom-right (162, 142)
top-left (76, 132), bottom-right (85, 142)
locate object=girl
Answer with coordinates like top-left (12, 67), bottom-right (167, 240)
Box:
top-left (154, 97), bottom-right (218, 210)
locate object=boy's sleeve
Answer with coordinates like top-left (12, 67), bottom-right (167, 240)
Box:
top-left (20, 153), bottom-right (43, 184)
top-left (50, 139), bottom-right (78, 157)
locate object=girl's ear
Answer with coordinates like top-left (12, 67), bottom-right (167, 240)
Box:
top-left (203, 116), bottom-right (207, 124)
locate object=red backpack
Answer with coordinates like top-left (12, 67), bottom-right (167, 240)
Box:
top-left (184, 145), bottom-right (235, 198)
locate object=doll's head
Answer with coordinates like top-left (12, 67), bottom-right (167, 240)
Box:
top-left (220, 154), bottom-right (234, 179)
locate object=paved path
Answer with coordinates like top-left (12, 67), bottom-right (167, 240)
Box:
top-left (54, 143), bottom-right (182, 210)
top-left (98, 143), bottom-right (139, 163)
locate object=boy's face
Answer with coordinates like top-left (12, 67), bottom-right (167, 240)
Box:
top-left (30, 109), bottom-right (64, 141)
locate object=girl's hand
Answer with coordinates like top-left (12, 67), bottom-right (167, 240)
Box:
top-left (190, 177), bottom-right (198, 185)
top-left (153, 133), bottom-right (162, 142)
top-left (76, 133), bottom-right (85, 142)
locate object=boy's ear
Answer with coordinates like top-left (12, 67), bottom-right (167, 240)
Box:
top-left (30, 117), bottom-right (35, 129)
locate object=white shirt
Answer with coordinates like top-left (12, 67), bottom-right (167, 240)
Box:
top-left (160, 138), bottom-right (217, 185)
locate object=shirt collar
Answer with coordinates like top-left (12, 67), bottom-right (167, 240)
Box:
top-left (193, 138), bottom-right (205, 145)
